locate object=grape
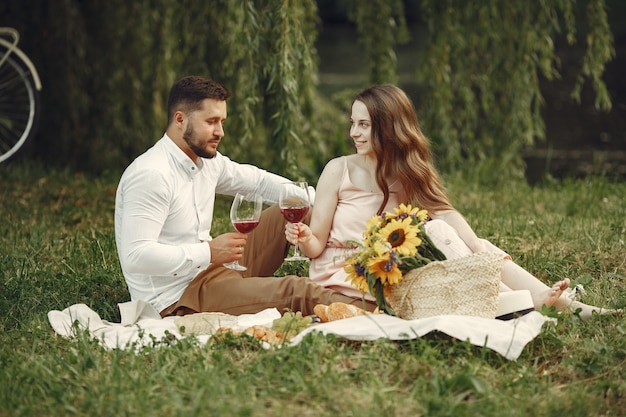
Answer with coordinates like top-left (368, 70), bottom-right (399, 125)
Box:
top-left (271, 310), bottom-right (313, 338)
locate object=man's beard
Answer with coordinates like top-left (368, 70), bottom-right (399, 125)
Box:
top-left (183, 124), bottom-right (217, 159)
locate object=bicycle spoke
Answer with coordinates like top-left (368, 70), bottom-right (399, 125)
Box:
top-left (0, 44), bottom-right (39, 163)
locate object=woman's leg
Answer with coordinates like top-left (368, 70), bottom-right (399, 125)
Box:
top-left (500, 260), bottom-right (615, 319)
top-left (426, 220), bottom-right (616, 318)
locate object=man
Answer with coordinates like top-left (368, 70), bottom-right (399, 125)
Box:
top-left (115, 76), bottom-right (362, 317)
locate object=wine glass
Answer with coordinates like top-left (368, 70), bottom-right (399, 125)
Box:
top-left (279, 181), bottom-right (311, 261)
top-left (223, 192), bottom-right (263, 271)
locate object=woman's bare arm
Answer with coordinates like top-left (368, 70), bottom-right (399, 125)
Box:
top-left (285, 157), bottom-right (343, 258)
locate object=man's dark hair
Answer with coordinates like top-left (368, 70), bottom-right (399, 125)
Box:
top-left (167, 76), bottom-right (230, 124)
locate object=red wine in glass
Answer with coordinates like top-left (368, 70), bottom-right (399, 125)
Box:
top-left (279, 206), bottom-right (309, 223)
top-left (232, 220), bottom-right (260, 234)
top-left (223, 192), bottom-right (263, 271)
top-left (279, 181), bottom-right (311, 261)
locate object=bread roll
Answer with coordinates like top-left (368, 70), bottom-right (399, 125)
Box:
top-left (313, 302), bottom-right (368, 322)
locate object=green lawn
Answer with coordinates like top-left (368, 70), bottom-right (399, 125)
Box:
top-left (1, 161), bottom-right (625, 416)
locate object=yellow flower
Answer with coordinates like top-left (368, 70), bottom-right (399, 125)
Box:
top-left (367, 254), bottom-right (403, 286)
top-left (415, 209), bottom-right (428, 222)
top-left (341, 204), bottom-right (446, 315)
top-left (365, 214), bottom-right (382, 230)
top-left (391, 203), bottom-right (413, 218)
top-left (363, 215), bottom-right (383, 240)
top-left (352, 276), bottom-right (370, 294)
top-left (372, 239), bottom-right (391, 257)
top-left (344, 257), bottom-right (370, 293)
top-left (377, 217), bottom-right (422, 256)
top-left (389, 203), bottom-right (428, 222)
top-left (344, 257), bottom-right (359, 279)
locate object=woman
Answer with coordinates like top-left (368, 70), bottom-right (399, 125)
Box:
top-left (286, 84), bottom-right (614, 319)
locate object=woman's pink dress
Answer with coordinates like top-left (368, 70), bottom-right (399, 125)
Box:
top-left (309, 156), bottom-right (509, 300)
top-left (309, 157), bottom-right (404, 301)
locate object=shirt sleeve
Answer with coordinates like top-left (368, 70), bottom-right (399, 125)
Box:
top-left (116, 167), bottom-right (212, 277)
top-left (213, 154), bottom-right (316, 204)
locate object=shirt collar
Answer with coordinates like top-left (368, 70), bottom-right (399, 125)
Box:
top-left (162, 133), bottom-right (203, 177)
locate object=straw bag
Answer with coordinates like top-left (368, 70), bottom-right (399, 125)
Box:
top-left (387, 252), bottom-right (503, 320)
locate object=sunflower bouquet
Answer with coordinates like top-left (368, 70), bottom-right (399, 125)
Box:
top-left (344, 204), bottom-right (447, 315)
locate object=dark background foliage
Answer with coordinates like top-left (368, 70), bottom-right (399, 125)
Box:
top-left (1, 0), bottom-right (624, 183)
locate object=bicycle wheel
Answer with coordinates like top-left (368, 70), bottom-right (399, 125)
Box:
top-left (0, 44), bottom-right (41, 163)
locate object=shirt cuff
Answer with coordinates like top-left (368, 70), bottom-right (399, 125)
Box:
top-left (181, 242), bottom-right (212, 271)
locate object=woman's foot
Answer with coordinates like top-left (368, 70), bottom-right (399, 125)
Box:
top-left (567, 301), bottom-right (622, 319)
top-left (540, 278), bottom-right (570, 309)
top-left (542, 278), bottom-right (622, 319)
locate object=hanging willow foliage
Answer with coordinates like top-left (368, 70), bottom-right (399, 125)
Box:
top-left (252, 0), bottom-right (320, 176)
top-left (346, 0), bottom-right (410, 85)
top-left (5, 0), bottom-right (178, 172)
top-left (164, 0), bottom-right (322, 177)
top-left (572, 0), bottom-right (614, 110)
top-left (0, 0), bottom-right (322, 177)
top-left (0, 0), bottom-right (615, 180)
top-left (417, 0), bottom-right (614, 178)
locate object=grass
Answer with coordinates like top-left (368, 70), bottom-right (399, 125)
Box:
top-left (1, 161), bottom-right (625, 416)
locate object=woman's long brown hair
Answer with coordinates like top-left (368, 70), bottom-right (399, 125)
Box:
top-left (353, 84), bottom-right (453, 214)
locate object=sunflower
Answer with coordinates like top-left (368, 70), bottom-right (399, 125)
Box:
top-left (387, 203), bottom-right (410, 219)
top-left (371, 239), bottom-right (391, 257)
top-left (384, 203), bottom-right (428, 222)
top-left (376, 217), bottom-right (422, 256)
top-left (367, 253), bottom-right (403, 286)
top-left (363, 215), bottom-right (383, 240)
top-left (342, 204), bottom-right (446, 315)
top-left (344, 257), bottom-right (369, 293)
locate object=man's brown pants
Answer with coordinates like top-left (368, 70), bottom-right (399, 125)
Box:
top-left (160, 204), bottom-right (374, 317)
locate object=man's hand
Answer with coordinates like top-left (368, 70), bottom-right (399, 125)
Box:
top-left (209, 232), bottom-right (248, 265)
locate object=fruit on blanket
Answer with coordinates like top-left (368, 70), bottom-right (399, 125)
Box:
top-left (211, 325), bottom-right (286, 345)
top-left (314, 302), bottom-right (369, 322)
top-left (244, 325), bottom-right (285, 345)
top-left (244, 310), bottom-right (315, 345)
top-left (178, 310), bottom-right (315, 346)
top-left (272, 310), bottom-right (313, 338)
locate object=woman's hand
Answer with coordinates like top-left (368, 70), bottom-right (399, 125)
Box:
top-left (285, 222), bottom-right (312, 245)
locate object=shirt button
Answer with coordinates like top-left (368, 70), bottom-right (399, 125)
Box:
top-left (444, 239), bottom-right (451, 245)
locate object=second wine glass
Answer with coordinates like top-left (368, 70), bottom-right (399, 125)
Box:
top-left (279, 181), bottom-right (311, 261)
top-left (223, 192), bottom-right (263, 271)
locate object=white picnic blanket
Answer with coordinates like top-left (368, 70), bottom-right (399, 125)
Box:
top-left (48, 301), bottom-right (551, 360)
